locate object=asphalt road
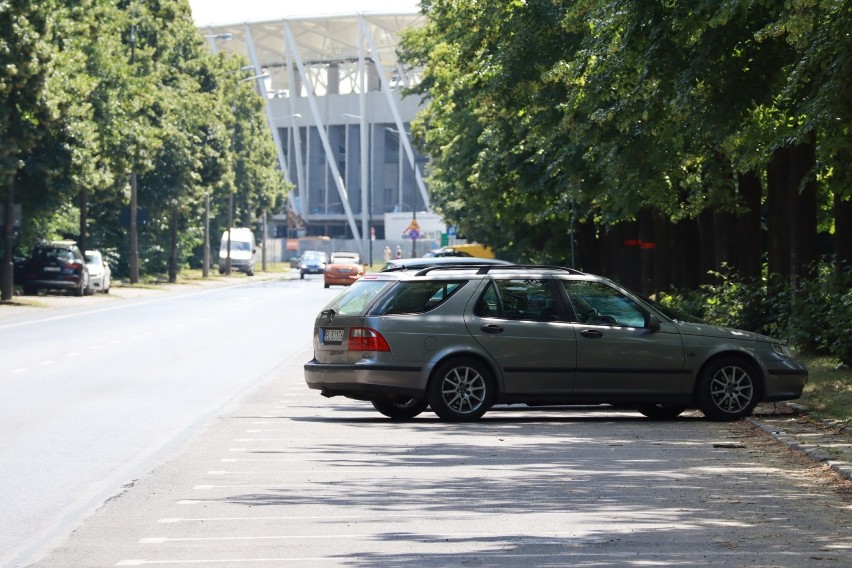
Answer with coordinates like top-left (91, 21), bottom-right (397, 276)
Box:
top-left (0, 275), bottom-right (333, 567)
top-left (3, 276), bottom-right (851, 567)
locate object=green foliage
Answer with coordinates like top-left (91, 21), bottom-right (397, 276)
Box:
top-left (2, 0), bottom-right (291, 284)
top-left (401, 0), bottom-right (848, 267)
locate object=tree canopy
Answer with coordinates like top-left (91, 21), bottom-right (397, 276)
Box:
top-left (1, 0), bottom-right (289, 298)
top-left (400, 0), bottom-right (850, 291)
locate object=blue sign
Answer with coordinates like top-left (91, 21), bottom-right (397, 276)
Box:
top-left (448, 225), bottom-right (456, 236)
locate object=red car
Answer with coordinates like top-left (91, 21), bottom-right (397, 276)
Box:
top-left (323, 252), bottom-right (365, 288)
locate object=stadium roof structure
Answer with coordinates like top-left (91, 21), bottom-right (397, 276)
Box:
top-left (200, 12), bottom-right (424, 98)
top-left (198, 12), bottom-right (428, 253)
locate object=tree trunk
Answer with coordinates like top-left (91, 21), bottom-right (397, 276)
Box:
top-left (767, 147), bottom-right (791, 277)
top-left (652, 211), bottom-right (672, 293)
top-left (713, 209), bottom-right (735, 271)
top-left (1, 182), bottom-right (15, 301)
top-left (169, 205), bottom-right (179, 283)
top-left (638, 209), bottom-right (655, 296)
top-left (671, 218), bottom-right (701, 290)
top-left (736, 171), bottom-right (762, 279)
top-left (786, 133), bottom-right (819, 280)
top-left (697, 209), bottom-right (716, 284)
top-left (835, 193), bottom-right (852, 268)
top-left (79, 187), bottom-right (88, 255)
top-left (576, 221), bottom-right (599, 275)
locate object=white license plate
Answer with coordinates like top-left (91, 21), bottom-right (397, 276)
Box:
top-left (44, 267), bottom-right (61, 272)
top-left (323, 328), bottom-right (345, 344)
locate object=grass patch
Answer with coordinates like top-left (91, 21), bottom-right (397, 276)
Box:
top-left (798, 355), bottom-right (852, 423)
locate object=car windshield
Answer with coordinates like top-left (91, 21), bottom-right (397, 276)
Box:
top-left (86, 254), bottom-right (103, 265)
top-left (331, 255), bottom-right (359, 264)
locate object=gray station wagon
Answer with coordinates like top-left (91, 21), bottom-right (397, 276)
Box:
top-left (304, 265), bottom-right (808, 421)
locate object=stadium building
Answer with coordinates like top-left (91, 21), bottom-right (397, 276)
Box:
top-left (199, 11), bottom-right (442, 261)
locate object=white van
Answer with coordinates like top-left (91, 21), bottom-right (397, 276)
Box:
top-left (219, 227), bottom-right (256, 275)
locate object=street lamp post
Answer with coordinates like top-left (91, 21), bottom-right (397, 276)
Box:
top-left (203, 32), bottom-right (233, 278)
top-left (203, 193), bottom-right (210, 277)
top-left (225, 70), bottom-right (271, 276)
top-left (343, 113), bottom-right (369, 263)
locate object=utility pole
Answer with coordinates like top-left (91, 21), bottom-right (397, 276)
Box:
top-left (128, 12), bottom-right (139, 284)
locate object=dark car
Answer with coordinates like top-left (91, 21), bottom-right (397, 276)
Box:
top-left (299, 250), bottom-right (328, 279)
top-left (423, 247), bottom-right (473, 258)
top-left (21, 240), bottom-right (93, 296)
top-left (381, 256), bottom-right (512, 272)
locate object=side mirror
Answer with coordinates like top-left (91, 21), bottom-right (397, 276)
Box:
top-left (647, 315), bottom-right (662, 331)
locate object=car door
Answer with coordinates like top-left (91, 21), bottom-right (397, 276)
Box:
top-left (559, 279), bottom-right (687, 396)
top-left (465, 277), bottom-right (577, 395)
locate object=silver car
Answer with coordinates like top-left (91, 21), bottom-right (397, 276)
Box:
top-left (305, 266), bottom-right (807, 421)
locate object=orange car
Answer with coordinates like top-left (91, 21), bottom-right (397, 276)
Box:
top-left (323, 252), bottom-right (365, 288)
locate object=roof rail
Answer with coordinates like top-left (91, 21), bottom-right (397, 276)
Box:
top-left (414, 263), bottom-right (508, 276)
top-left (414, 264), bottom-right (585, 276)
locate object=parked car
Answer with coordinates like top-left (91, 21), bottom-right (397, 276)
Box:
top-left (423, 247), bottom-right (473, 258)
top-left (381, 256), bottom-right (512, 272)
top-left (21, 240), bottom-right (93, 296)
top-left (85, 250), bottom-right (111, 293)
top-left (323, 252), bottom-right (364, 288)
top-left (300, 250), bottom-right (328, 279)
top-left (218, 227), bottom-right (256, 276)
top-left (305, 265), bottom-right (808, 422)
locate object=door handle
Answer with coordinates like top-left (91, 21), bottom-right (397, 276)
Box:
top-left (480, 324), bottom-right (504, 334)
top-left (580, 329), bottom-right (603, 339)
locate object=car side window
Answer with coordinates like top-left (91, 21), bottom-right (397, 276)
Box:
top-left (475, 279), bottom-right (558, 322)
top-left (375, 281), bottom-right (467, 315)
top-left (561, 280), bottom-right (646, 327)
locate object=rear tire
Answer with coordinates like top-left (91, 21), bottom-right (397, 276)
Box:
top-left (372, 397), bottom-right (428, 420)
top-left (428, 358), bottom-right (494, 421)
top-left (636, 404), bottom-right (686, 420)
top-left (696, 357), bottom-right (760, 421)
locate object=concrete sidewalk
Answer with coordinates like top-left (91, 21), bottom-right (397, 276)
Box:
top-left (749, 403), bottom-right (852, 482)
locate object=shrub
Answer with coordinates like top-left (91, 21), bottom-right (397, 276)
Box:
top-left (657, 261), bottom-right (851, 365)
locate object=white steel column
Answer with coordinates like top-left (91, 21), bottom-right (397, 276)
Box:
top-left (358, 16), bottom-right (369, 258)
top-left (285, 21), bottom-right (363, 249)
top-left (283, 36), bottom-right (306, 218)
top-left (244, 26), bottom-right (293, 212)
top-left (362, 19), bottom-right (430, 213)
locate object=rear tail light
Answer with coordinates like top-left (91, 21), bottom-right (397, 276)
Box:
top-left (349, 327), bottom-right (390, 352)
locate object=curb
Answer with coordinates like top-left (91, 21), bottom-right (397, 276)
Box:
top-left (748, 405), bottom-right (852, 482)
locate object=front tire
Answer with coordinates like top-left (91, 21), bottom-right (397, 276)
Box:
top-left (428, 358), bottom-right (494, 421)
top-left (372, 397), bottom-right (428, 420)
top-left (696, 357), bottom-right (760, 421)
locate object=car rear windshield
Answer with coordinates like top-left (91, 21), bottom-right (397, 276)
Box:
top-left (372, 280), bottom-right (467, 315)
top-left (322, 279), bottom-right (392, 316)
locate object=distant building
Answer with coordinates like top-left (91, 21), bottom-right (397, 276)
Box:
top-left (199, 12), bottom-right (430, 258)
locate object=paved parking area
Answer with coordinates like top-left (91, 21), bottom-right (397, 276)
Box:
top-left (31, 345), bottom-right (852, 567)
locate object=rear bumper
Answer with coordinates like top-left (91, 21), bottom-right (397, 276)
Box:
top-left (304, 359), bottom-right (426, 397)
top-left (23, 279), bottom-right (79, 290)
top-left (324, 275), bottom-right (361, 286)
